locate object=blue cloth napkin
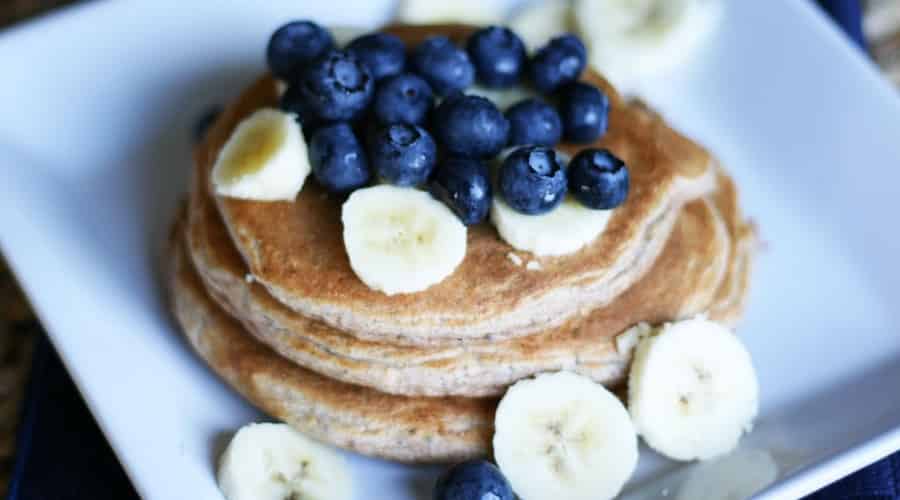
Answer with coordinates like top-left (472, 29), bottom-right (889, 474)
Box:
top-left (818, 0), bottom-right (867, 51)
top-left (7, 1), bottom-right (895, 499)
top-left (7, 333), bottom-right (137, 499)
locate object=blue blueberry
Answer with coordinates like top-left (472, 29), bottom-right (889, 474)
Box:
top-left (528, 34), bottom-right (587, 93)
top-left (411, 36), bottom-right (475, 95)
top-left (279, 84), bottom-right (322, 135)
top-left (429, 157), bottom-right (492, 225)
top-left (308, 123), bottom-right (371, 193)
top-left (346, 32), bottom-right (406, 81)
top-left (559, 82), bottom-right (609, 143)
top-left (192, 104), bottom-right (221, 143)
top-left (465, 26), bottom-right (527, 88)
top-left (500, 146), bottom-right (567, 214)
top-left (433, 460), bottom-right (514, 500)
top-left (568, 148), bottom-right (629, 209)
top-left (433, 93), bottom-right (509, 158)
top-left (370, 124), bottom-right (437, 186)
top-left (505, 98), bottom-right (562, 147)
top-left (300, 50), bottom-right (374, 122)
top-left (267, 21), bottom-right (334, 81)
top-left (373, 73), bottom-right (434, 125)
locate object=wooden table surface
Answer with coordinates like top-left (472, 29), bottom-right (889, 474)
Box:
top-left (0, 1), bottom-right (898, 496)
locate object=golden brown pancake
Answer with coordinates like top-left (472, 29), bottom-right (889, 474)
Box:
top-left (706, 172), bottom-right (757, 324)
top-left (204, 24), bottom-right (719, 346)
top-left (168, 224), bottom-right (496, 463)
top-left (168, 208), bottom-right (753, 462)
top-left (189, 158), bottom-right (745, 396)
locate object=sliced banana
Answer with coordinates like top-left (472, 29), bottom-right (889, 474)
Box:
top-left (274, 79), bottom-right (288, 99)
top-left (328, 25), bottom-right (367, 46)
top-left (628, 317), bottom-right (759, 461)
top-left (615, 322), bottom-right (655, 356)
top-left (573, 0), bottom-right (723, 93)
top-left (396, 0), bottom-right (506, 25)
top-left (217, 423), bottom-right (353, 500)
top-left (342, 185), bottom-right (467, 295)
top-left (466, 85), bottom-right (537, 111)
top-left (211, 108), bottom-right (310, 201)
top-left (491, 195), bottom-right (611, 256)
top-left (494, 371), bottom-right (638, 500)
top-left (509, 0), bottom-right (572, 52)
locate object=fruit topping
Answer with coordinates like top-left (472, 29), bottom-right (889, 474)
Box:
top-left (300, 50), bottom-right (374, 122)
top-left (499, 146), bottom-right (567, 214)
top-left (411, 36), bottom-right (476, 95)
top-left (433, 93), bottom-right (510, 158)
top-left (267, 21), bottom-right (335, 81)
top-left (466, 26), bottom-right (527, 88)
top-left (308, 123), bottom-right (371, 193)
top-left (346, 32), bottom-right (407, 82)
top-left (505, 98), bottom-right (562, 147)
top-left (429, 157), bottom-right (492, 225)
top-left (568, 148), bottom-right (629, 209)
top-left (370, 123), bottom-right (437, 186)
top-left (372, 73), bottom-right (434, 125)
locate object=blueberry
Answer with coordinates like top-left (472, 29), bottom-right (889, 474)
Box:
top-left (433, 460), bottom-right (514, 500)
top-left (500, 146), bottom-right (567, 214)
top-left (300, 50), bottom-right (374, 122)
top-left (559, 82), bottom-right (610, 143)
top-left (430, 157), bottom-right (492, 225)
top-left (266, 21), bottom-right (334, 81)
top-left (346, 32), bottom-right (406, 81)
top-left (411, 36), bottom-right (475, 95)
top-left (370, 124), bottom-right (437, 186)
top-left (465, 26), bottom-right (527, 88)
top-left (528, 34), bottom-right (587, 93)
top-left (568, 148), bottom-right (629, 209)
top-left (192, 104), bottom-right (221, 143)
top-left (279, 84), bottom-right (322, 135)
top-left (373, 73), bottom-right (434, 125)
top-left (505, 98), bottom-right (562, 147)
top-left (308, 123), bottom-right (371, 193)
top-left (433, 93), bottom-right (509, 158)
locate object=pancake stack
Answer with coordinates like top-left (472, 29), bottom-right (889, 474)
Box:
top-left (166, 25), bottom-right (756, 464)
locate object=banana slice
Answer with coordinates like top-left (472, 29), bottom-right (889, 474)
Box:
top-left (217, 423), bottom-right (353, 500)
top-left (573, 0), bottom-right (723, 93)
top-left (491, 195), bottom-right (611, 256)
top-left (466, 85), bottom-right (537, 111)
top-left (328, 25), bottom-right (367, 46)
top-left (211, 108), bottom-right (310, 201)
top-left (628, 317), bottom-right (759, 461)
top-left (509, 0), bottom-right (572, 52)
top-left (396, 0), bottom-right (506, 25)
top-left (494, 371), bottom-right (638, 500)
top-left (342, 185), bottom-right (467, 295)
top-left (615, 322), bottom-right (654, 356)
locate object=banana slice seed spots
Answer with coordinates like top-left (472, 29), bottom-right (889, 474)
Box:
top-left (280, 460), bottom-right (312, 500)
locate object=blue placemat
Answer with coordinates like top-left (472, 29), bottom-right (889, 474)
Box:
top-left (7, 1), bottom-right (896, 499)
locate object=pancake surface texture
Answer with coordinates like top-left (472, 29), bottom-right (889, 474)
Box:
top-left (206, 24), bottom-right (719, 345)
top-left (168, 227), bottom-right (497, 463)
top-left (188, 154), bottom-right (750, 396)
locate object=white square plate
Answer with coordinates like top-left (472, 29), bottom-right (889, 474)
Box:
top-left (2, 1), bottom-right (900, 498)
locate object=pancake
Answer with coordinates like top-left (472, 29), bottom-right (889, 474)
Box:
top-left (188, 154), bottom-right (750, 396)
top-left (706, 172), bottom-right (757, 324)
top-left (167, 223), bottom-right (496, 463)
top-left (169, 210), bottom-right (752, 462)
top-left (205, 24), bottom-right (719, 346)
